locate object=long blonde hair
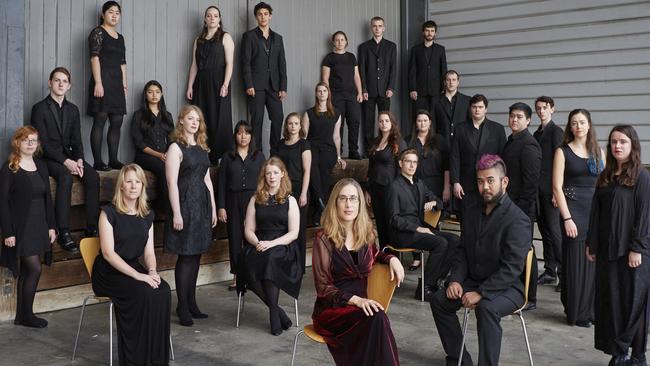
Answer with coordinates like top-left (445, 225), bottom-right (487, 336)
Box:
top-left (254, 157), bottom-right (292, 204)
top-left (321, 178), bottom-right (376, 250)
top-left (112, 164), bottom-right (150, 218)
top-left (8, 126), bottom-right (42, 173)
top-left (170, 105), bottom-right (209, 151)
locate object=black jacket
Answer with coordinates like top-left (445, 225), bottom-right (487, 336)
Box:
top-left (533, 120), bottom-right (564, 196)
top-left (449, 194), bottom-right (531, 301)
top-left (434, 92), bottom-right (471, 142)
top-left (408, 42), bottom-right (447, 97)
top-left (450, 119), bottom-right (506, 192)
top-left (216, 150), bottom-right (265, 209)
top-left (387, 175), bottom-right (442, 242)
top-left (502, 129), bottom-right (542, 219)
top-left (130, 108), bottom-right (174, 154)
top-left (357, 38), bottom-right (397, 97)
top-left (240, 27), bottom-right (287, 92)
top-left (30, 95), bottom-right (85, 164)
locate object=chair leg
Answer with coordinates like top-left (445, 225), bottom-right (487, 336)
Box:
top-left (290, 329), bottom-right (305, 366)
top-left (169, 335), bottom-right (175, 361)
top-left (518, 312), bottom-right (534, 365)
top-left (109, 302), bottom-right (114, 366)
top-left (294, 298), bottom-right (299, 327)
top-left (458, 308), bottom-right (470, 366)
top-left (236, 292), bottom-right (243, 328)
top-left (71, 296), bottom-right (91, 360)
top-left (421, 251), bottom-right (425, 302)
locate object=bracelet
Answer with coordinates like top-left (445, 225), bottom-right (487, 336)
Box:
top-left (563, 217), bottom-right (572, 222)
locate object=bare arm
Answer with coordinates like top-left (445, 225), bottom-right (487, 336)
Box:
top-left (243, 196), bottom-right (259, 245)
top-left (552, 148), bottom-right (570, 219)
top-left (165, 143), bottom-right (183, 230)
top-left (90, 56), bottom-right (104, 97)
top-left (354, 66), bottom-right (363, 101)
top-left (142, 224), bottom-right (157, 272)
top-left (321, 66), bottom-right (330, 85)
top-left (333, 115), bottom-right (343, 158)
top-left (222, 33), bottom-right (235, 95)
top-left (300, 150), bottom-right (312, 206)
top-left (120, 64), bottom-right (127, 95)
top-left (186, 39), bottom-right (198, 99)
top-left (302, 112), bottom-right (310, 137)
top-left (204, 169), bottom-right (217, 227)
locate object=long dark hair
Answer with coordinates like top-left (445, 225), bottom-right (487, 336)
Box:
top-left (229, 120), bottom-right (261, 159)
top-left (563, 108), bottom-right (602, 170)
top-left (409, 110), bottom-right (439, 157)
top-left (369, 111), bottom-right (402, 157)
top-left (140, 80), bottom-right (173, 130)
top-left (312, 82), bottom-right (335, 118)
top-left (199, 6), bottom-right (225, 42)
top-left (99, 1), bottom-right (121, 25)
top-left (597, 124), bottom-right (642, 188)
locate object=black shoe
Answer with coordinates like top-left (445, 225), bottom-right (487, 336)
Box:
top-left (84, 228), bottom-right (99, 238)
top-left (18, 315), bottom-right (48, 328)
top-left (93, 163), bottom-right (111, 171)
top-left (522, 302), bottom-right (537, 311)
top-left (189, 303), bottom-right (208, 319)
top-left (348, 152), bottom-right (362, 160)
top-left (270, 307), bottom-right (283, 335)
top-left (109, 160), bottom-right (124, 170)
top-left (176, 307), bottom-right (194, 327)
top-left (408, 260), bottom-right (422, 271)
top-left (575, 320), bottom-right (592, 328)
top-left (58, 232), bottom-right (78, 252)
top-left (279, 308), bottom-right (293, 330)
top-left (537, 271), bottom-right (557, 285)
top-left (630, 355), bottom-right (647, 366)
top-left (609, 354), bottom-right (631, 366)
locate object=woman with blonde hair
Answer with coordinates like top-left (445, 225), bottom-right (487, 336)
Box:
top-left (240, 157), bottom-right (302, 335)
top-left (165, 105), bottom-right (217, 326)
top-left (0, 126), bottom-right (56, 328)
top-left (92, 164), bottom-right (171, 364)
top-left (312, 178), bottom-right (404, 365)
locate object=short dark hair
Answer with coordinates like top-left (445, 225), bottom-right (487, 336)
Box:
top-left (331, 30), bottom-right (348, 43)
top-left (422, 20), bottom-right (437, 32)
top-left (371, 16), bottom-right (384, 24)
top-left (254, 2), bottom-right (273, 16)
top-left (444, 70), bottom-right (460, 80)
top-left (535, 96), bottom-right (555, 108)
top-left (399, 148), bottom-right (418, 161)
top-left (49, 67), bottom-right (71, 83)
top-left (509, 102), bottom-right (532, 119)
top-left (470, 94), bottom-right (489, 107)
top-left (476, 154), bottom-right (507, 176)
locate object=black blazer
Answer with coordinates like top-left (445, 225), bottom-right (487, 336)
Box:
top-left (533, 120), bottom-right (564, 196)
top-left (240, 27), bottom-right (287, 92)
top-left (408, 42), bottom-right (447, 97)
top-left (434, 92), bottom-right (471, 142)
top-left (30, 95), bottom-right (84, 164)
top-left (357, 38), bottom-right (397, 97)
top-left (502, 129), bottom-right (541, 220)
top-left (449, 194), bottom-right (531, 301)
top-left (367, 139), bottom-right (407, 187)
top-left (387, 175), bottom-right (441, 242)
top-left (450, 119), bottom-right (506, 192)
top-left (0, 159), bottom-right (55, 276)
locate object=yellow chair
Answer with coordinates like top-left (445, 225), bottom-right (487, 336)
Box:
top-left (71, 237), bottom-right (174, 365)
top-left (457, 247), bottom-right (535, 366)
top-left (425, 209), bottom-right (442, 228)
top-left (289, 262), bottom-right (397, 366)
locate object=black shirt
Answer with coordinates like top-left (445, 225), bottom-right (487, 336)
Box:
top-left (469, 120), bottom-right (486, 148)
top-left (306, 108), bottom-right (340, 148)
top-left (322, 52), bottom-right (358, 100)
top-left (275, 139), bottom-right (311, 192)
top-left (131, 108), bottom-right (174, 154)
top-left (217, 150), bottom-right (265, 209)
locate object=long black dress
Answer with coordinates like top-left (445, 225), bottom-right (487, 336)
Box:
top-left (307, 108), bottom-right (340, 204)
top-left (588, 169), bottom-right (650, 357)
top-left (92, 205), bottom-right (171, 366)
top-left (275, 138), bottom-right (311, 273)
top-left (239, 195), bottom-right (302, 299)
top-left (191, 36), bottom-right (233, 164)
top-left (87, 26), bottom-right (126, 115)
top-left (163, 143), bottom-right (213, 255)
top-left (560, 145), bottom-right (597, 325)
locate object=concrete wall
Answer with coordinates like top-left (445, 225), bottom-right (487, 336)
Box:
top-left (428, 0), bottom-right (650, 161)
top-left (23, 0), bottom-right (402, 159)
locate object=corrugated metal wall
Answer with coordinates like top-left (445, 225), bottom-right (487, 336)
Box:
top-left (24, 0), bottom-right (402, 159)
top-left (429, 0), bottom-right (650, 161)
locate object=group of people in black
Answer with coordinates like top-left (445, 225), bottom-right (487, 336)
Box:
top-left (0, 1), bottom-right (648, 366)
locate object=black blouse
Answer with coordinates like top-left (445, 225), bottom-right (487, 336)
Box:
top-left (322, 52), bottom-right (358, 100)
top-left (88, 26), bottom-right (126, 67)
top-left (409, 134), bottom-right (449, 179)
top-left (217, 150), bottom-right (265, 208)
top-left (131, 108), bottom-right (174, 154)
top-left (306, 108), bottom-right (340, 148)
top-left (368, 138), bottom-right (406, 187)
top-left (275, 139), bottom-right (311, 189)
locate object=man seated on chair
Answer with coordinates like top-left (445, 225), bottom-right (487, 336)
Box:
top-left (430, 154), bottom-right (531, 366)
top-left (387, 148), bottom-right (460, 300)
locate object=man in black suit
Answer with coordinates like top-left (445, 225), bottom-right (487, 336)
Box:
top-left (533, 96), bottom-right (564, 287)
top-left (502, 102), bottom-right (542, 310)
top-left (434, 70), bottom-right (471, 144)
top-left (30, 67), bottom-right (100, 252)
top-left (387, 149), bottom-right (460, 299)
top-left (450, 94), bottom-right (506, 218)
top-left (240, 2), bottom-right (287, 153)
top-left (358, 16), bottom-right (397, 151)
top-left (431, 154), bottom-right (531, 366)
top-left (408, 20), bottom-right (447, 117)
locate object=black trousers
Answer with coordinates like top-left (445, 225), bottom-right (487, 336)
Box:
top-left (414, 95), bottom-right (438, 118)
top-left (134, 153), bottom-right (168, 207)
top-left (362, 96), bottom-right (390, 149)
top-left (395, 229), bottom-right (460, 287)
top-left (430, 286), bottom-right (524, 366)
top-left (537, 193), bottom-right (562, 275)
top-left (291, 180), bottom-right (308, 274)
top-left (369, 183), bottom-right (390, 247)
top-left (45, 159), bottom-right (99, 232)
top-left (248, 89), bottom-right (284, 153)
top-left (309, 143), bottom-right (337, 203)
top-left (225, 190), bottom-right (256, 275)
top-left (332, 95), bottom-right (362, 156)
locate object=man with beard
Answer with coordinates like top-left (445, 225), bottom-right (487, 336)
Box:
top-left (430, 154), bottom-right (531, 366)
top-left (408, 20), bottom-right (447, 117)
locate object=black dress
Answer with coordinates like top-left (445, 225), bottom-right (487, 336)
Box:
top-left (92, 205), bottom-right (171, 366)
top-left (87, 26), bottom-right (126, 115)
top-left (191, 36), bottom-right (233, 163)
top-left (239, 196), bottom-right (302, 299)
top-left (588, 170), bottom-right (650, 356)
top-left (307, 108), bottom-right (340, 203)
top-left (275, 139), bottom-right (311, 273)
top-left (560, 145), bottom-right (597, 325)
top-left (18, 171), bottom-right (50, 256)
top-left (164, 143), bottom-right (213, 255)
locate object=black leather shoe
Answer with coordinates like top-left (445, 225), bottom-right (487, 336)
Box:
top-left (93, 163), bottom-right (111, 172)
top-left (537, 271), bottom-right (557, 285)
top-left (84, 228), bottom-right (99, 238)
top-left (630, 355), bottom-right (647, 366)
top-left (609, 354), bottom-right (631, 366)
top-left (109, 160), bottom-right (124, 170)
top-left (575, 320), bottom-right (592, 328)
top-left (522, 302), bottom-right (537, 311)
top-left (58, 232), bottom-right (78, 252)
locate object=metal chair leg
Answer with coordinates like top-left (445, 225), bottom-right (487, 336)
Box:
top-left (236, 292), bottom-right (243, 328)
top-left (518, 312), bottom-right (534, 365)
top-left (169, 335), bottom-right (175, 361)
top-left (294, 298), bottom-right (299, 327)
top-left (458, 308), bottom-right (470, 366)
top-left (72, 296), bottom-right (91, 360)
top-left (290, 329), bottom-right (305, 366)
top-left (421, 251), bottom-right (425, 302)
top-left (109, 302), bottom-right (114, 366)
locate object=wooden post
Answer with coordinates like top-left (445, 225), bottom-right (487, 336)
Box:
top-left (0, 268), bottom-right (16, 321)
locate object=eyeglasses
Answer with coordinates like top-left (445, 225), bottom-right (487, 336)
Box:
top-left (21, 138), bottom-right (39, 145)
top-left (337, 195), bottom-right (359, 203)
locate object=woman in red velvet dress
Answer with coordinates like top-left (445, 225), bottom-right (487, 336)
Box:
top-left (312, 178), bottom-right (404, 365)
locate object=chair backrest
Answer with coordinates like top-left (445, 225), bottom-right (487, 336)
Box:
top-left (79, 237), bottom-right (101, 278)
top-left (519, 247), bottom-right (535, 311)
top-left (367, 263), bottom-right (398, 313)
top-left (424, 209), bottom-right (442, 228)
